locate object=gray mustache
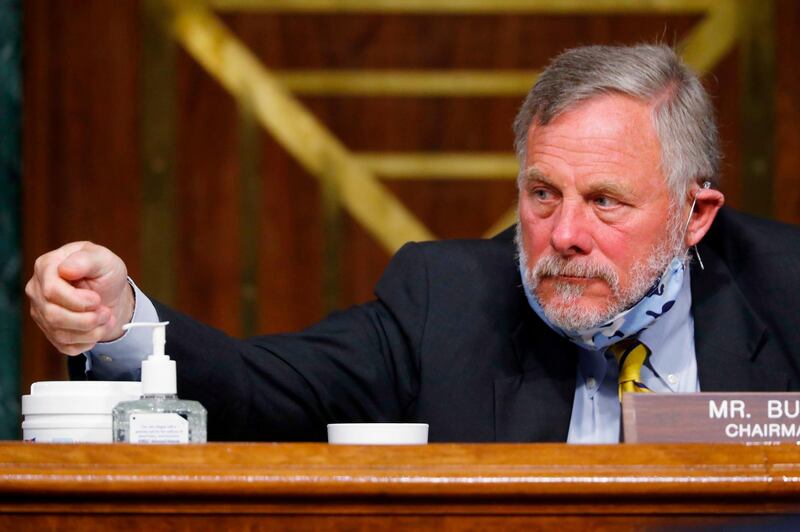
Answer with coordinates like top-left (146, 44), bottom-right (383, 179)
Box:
top-left (531, 255), bottom-right (619, 288)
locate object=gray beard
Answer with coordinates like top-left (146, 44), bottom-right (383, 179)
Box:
top-left (516, 210), bottom-right (687, 331)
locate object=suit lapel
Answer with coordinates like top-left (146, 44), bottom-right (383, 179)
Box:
top-left (691, 242), bottom-right (789, 391)
top-left (494, 304), bottom-right (578, 442)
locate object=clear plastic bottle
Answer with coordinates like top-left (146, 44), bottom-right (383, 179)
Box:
top-left (113, 393), bottom-right (206, 443)
top-left (111, 322), bottom-right (207, 443)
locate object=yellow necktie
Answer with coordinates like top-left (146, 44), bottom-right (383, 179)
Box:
top-left (608, 339), bottom-right (653, 401)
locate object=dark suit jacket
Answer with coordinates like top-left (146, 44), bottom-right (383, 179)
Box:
top-left (139, 208), bottom-right (800, 442)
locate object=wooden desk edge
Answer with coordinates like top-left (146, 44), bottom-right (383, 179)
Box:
top-left (1, 442), bottom-right (799, 500)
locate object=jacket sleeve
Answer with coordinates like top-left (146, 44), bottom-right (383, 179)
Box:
top-left (155, 242), bottom-right (429, 442)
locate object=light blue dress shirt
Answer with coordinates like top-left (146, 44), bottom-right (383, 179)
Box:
top-left (566, 268), bottom-right (700, 443)
top-left (88, 271), bottom-right (700, 443)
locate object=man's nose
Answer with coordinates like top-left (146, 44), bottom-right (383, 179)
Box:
top-left (549, 201), bottom-right (593, 256)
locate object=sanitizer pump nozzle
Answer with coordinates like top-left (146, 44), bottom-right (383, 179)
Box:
top-left (122, 321), bottom-right (176, 396)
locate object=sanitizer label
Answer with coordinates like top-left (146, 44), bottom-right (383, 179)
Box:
top-left (129, 413), bottom-right (189, 443)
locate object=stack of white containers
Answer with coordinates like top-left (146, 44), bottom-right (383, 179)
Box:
top-left (22, 381), bottom-right (141, 443)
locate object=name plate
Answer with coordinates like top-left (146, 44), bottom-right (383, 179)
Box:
top-left (622, 393), bottom-right (800, 444)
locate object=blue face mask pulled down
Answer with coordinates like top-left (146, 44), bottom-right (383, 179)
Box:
top-left (520, 256), bottom-right (687, 351)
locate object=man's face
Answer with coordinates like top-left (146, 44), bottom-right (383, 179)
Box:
top-left (517, 93), bottom-right (684, 330)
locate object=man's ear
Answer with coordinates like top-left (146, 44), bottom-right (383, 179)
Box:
top-left (685, 187), bottom-right (725, 247)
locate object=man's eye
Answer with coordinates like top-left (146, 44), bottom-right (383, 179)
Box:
top-left (532, 188), bottom-right (553, 201)
top-left (594, 196), bottom-right (619, 208)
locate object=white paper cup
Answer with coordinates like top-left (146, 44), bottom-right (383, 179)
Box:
top-left (327, 423), bottom-right (429, 444)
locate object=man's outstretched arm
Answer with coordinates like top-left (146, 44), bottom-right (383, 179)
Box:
top-left (26, 241), bottom-right (427, 441)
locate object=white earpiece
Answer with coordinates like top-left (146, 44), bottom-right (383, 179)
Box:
top-left (685, 181), bottom-right (712, 270)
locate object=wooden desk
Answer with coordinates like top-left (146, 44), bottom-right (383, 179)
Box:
top-left (1, 442), bottom-right (799, 530)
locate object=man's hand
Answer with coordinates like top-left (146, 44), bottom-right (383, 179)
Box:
top-left (26, 242), bottom-right (134, 355)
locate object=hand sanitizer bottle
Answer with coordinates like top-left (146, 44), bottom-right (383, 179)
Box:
top-left (112, 321), bottom-right (207, 443)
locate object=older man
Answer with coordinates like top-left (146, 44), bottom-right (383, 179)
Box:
top-left (27, 44), bottom-right (800, 442)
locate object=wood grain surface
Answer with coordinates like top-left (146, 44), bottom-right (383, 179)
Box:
top-left (1, 442), bottom-right (799, 530)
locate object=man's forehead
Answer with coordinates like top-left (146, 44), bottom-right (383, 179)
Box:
top-left (526, 94), bottom-right (659, 152)
top-left (521, 94), bottom-right (669, 196)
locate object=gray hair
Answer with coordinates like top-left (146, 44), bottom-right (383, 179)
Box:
top-left (512, 44), bottom-right (720, 199)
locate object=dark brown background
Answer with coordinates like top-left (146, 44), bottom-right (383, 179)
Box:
top-left (21, 1), bottom-right (800, 391)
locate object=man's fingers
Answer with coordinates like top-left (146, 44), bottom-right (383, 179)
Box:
top-left (28, 241), bottom-right (129, 356)
top-left (32, 244), bottom-right (103, 311)
top-left (36, 273), bottom-right (101, 312)
top-left (29, 305), bottom-right (109, 355)
top-left (57, 247), bottom-right (111, 282)
top-left (32, 241), bottom-right (85, 277)
top-left (28, 311), bottom-right (85, 356)
top-left (38, 302), bottom-right (110, 333)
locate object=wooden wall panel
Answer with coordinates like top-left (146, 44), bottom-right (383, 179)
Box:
top-left (175, 50), bottom-right (242, 335)
top-left (22, 0), bottom-right (141, 387)
top-left (775, 0), bottom-right (800, 224)
top-left (712, 49), bottom-right (743, 211)
top-left (257, 131), bottom-right (325, 334)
